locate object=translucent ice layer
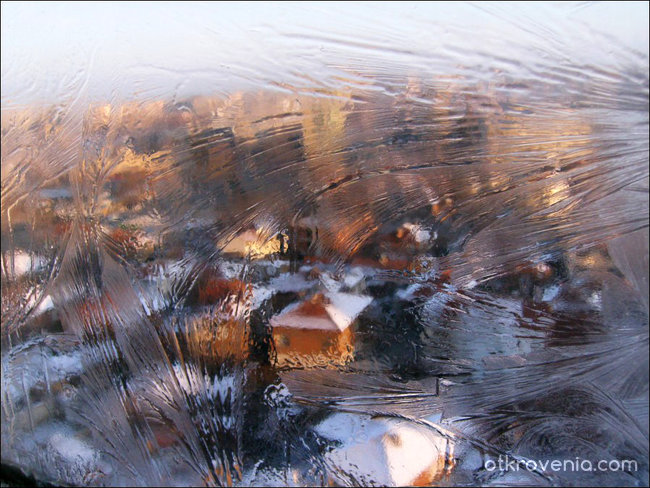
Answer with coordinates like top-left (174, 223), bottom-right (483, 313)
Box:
top-left (1, 2), bottom-right (648, 486)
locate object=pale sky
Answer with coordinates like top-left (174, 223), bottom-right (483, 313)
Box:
top-left (2, 1), bottom-right (648, 106)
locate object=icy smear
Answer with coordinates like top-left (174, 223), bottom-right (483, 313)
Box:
top-left (1, 2), bottom-right (649, 487)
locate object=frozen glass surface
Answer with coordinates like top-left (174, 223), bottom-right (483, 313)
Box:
top-left (1, 2), bottom-right (648, 486)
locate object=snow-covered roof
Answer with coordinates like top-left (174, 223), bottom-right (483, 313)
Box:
top-left (315, 413), bottom-right (451, 486)
top-left (270, 291), bottom-right (372, 332)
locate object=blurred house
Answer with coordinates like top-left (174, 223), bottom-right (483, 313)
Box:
top-left (269, 291), bottom-right (372, 368)
top-left (316, 413), bottom-right (454, 486)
